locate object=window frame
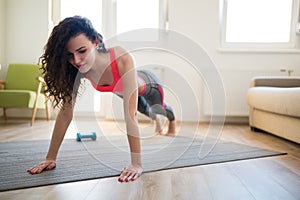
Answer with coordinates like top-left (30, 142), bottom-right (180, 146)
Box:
top-left (102, 0), bottom-right (168, 40)
top-left (52, 0), bottom-right (168, 40)
top-left (219, 0), bottom-right (300, 52)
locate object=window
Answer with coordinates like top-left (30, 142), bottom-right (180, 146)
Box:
top-left (60, 0), bottom-right (102, 33)
top-left (116, 0), bottom-right (160, 35)
top-left (56, 0), bottom-right (166, 40)
top-left (220, 0), bottom-right (300, 51)
top-left (114, 0), bottom-right (167, 41)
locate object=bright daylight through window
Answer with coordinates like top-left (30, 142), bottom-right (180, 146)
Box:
top-left (220, 0), bottom-right (298, 50)
top-left (60, 0), bottom-right (102, 32)
top-left (116, 0), bottom-right (159, 35)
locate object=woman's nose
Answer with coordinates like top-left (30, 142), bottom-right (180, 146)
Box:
top-left (74, 54), bottom-right (82, 65)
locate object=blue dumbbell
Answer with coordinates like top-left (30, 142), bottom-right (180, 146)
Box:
top-left (76, 132), bottom-right (97, 141)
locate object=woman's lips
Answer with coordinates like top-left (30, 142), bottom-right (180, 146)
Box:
top-left (77, 64), bottom-right (84, 69)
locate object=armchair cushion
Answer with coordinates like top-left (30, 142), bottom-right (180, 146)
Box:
top-left (0, 90), bottom-right (46, 108)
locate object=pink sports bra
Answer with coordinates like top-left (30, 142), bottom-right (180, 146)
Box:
top-left (87, 48), bottom-right (124, 93)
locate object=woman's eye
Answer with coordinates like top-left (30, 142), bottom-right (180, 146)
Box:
top-left (79, 49), bottom-right (87, 54)
top-left (67, 53), bottom-right (74, 60)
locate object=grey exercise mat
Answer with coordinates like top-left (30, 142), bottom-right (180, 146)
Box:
top-left (0, 135), bottom-right (285, 191)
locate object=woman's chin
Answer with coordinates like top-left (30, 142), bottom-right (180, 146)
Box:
top-left (78, 65), bottom-right (90, 73)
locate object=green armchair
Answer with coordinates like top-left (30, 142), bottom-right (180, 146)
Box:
top-left (0, 63), bottom-right (50, 126)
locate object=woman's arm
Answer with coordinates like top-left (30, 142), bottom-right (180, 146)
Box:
top-left (116, 47), bottom-right (142, 182)
top-left (27, 103), bottom-right (74, 174)
top-left (46, 104), bottom-right (74, 160)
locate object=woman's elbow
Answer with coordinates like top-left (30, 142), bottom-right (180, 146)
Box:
top-left (59, 106), bottom-right (74, 121)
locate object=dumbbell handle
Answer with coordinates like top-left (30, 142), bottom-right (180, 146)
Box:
top-left (76, 132), bottom-right (97, 141)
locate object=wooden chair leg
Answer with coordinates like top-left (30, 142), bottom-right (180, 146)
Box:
top-left (31, 106), bottom-right (38, 126)
top-left (31, 82), bottom-right (43, 126)
top-left (3, 108), bottom-right (7, 120)
top-left (45, 97), bottom-right (50, 121)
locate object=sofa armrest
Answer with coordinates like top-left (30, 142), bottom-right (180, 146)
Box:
top-left (250, 76), bottom-right (300, 88)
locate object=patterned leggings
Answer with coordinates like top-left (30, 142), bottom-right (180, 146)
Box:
top-left (137, 70), bottom-right (175, 121)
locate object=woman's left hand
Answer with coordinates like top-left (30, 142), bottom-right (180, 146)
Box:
top-left (118, 164), bottom-right (143, 182)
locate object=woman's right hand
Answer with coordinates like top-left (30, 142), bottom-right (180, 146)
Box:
top-left (27, 160), bottom-right (56, 174)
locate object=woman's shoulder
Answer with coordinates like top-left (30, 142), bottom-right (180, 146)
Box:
top-left (113, 46), bottom-right (133, 64)
top-left (112, 46), bottom-right (128, 57)
top-left (112, 46), bottom-right (135, 74)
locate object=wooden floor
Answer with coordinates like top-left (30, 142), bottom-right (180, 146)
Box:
top-left (0, 118), bottom-right (300, 200)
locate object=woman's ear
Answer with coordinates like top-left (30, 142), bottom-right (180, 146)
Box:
top-left (94, 38), bottom-right (100, 48)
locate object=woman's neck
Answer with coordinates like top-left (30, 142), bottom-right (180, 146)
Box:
top-left (96, 50), bottom-right (111, 69)
top-left (86, 50), bottom-right (111, 80)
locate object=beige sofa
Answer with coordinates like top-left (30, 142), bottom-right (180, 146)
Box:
top-left (247, 76), bottom-right (300, 144)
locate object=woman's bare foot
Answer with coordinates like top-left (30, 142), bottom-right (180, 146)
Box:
top-left (154, 118), bottom-right (163, 135)
top-left (165, 120), bottom-right (176, 136)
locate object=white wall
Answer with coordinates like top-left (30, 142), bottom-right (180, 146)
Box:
top-left (6, 0), bottom-right (50, 65)
top-left (0, 0), bottom-right (6, 118)
top-left (169, 0), bottom-right (300, 119)
top-left (0, 0), bottom-right (6, 77)
top-left (1, 0), bottom-right (300, 122)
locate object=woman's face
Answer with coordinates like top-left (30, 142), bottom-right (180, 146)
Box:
top-left (67, 33), bottom-right (98, 73)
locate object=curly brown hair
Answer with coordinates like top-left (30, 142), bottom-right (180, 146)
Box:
top-left (39, 16), bottom-right (107, 108)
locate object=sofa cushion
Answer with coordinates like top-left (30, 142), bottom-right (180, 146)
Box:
top-left (247, 87), bottom-right (300, 118)
top-left (250, 76), bottom-right (300, 88)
